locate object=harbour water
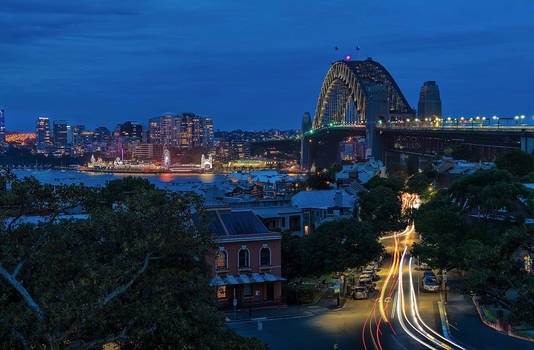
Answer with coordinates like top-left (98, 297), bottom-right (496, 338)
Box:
top-left (11, 169), bottom-right (225, 190)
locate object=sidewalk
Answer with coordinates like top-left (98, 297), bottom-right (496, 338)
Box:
top-left (442, 272), bottom-right (533, 350)
top-left (224, 293), bottom-right (347, 322)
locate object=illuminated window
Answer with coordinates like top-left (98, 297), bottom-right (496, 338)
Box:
top-left (216, 250), bottom-right (227, 271)
top-left (239, 249), bottom-right (250, 269)
top-left (260, 247), bottom-right (271, 267)
top-left (217, 286), bottom-right (227, 299)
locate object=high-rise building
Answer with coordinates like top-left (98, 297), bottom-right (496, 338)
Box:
top-left (148, 117), bottom-right (160, 143)
top-left (72, 125), bottom-right (85, 146)
top-left (160, 114), bottom-right (173, 145)
top-left (0, 109), bottom-right (5, 144)
top-left (94, 126), bottom-right (111, 143)
top-left (417, 81), bottom-right (442, 119)
top-left (36, 117), bottom-right (52, 151)
top-left (203, 117), bottom-right (214, 150)
top-left (118, 121), bottom-right (143, 139)
top-left (150, 113), bottom-right (214, 150)
top-left (53, 120), bottom-right (68, 147)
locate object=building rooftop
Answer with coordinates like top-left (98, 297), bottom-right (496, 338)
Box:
top-left (204, 210), bottom-right (271, 236)
top-left (291, 189), bottom-right (356, 210)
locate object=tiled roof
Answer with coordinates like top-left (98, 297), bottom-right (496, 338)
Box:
top-left (203, 210), bottom-right (270, 236)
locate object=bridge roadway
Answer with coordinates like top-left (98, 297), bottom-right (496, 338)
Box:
top-left (303, 124), bottom-right (534, 168)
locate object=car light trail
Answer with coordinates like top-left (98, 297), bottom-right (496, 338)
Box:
top-left (392, 224), bottom-right (467, 350)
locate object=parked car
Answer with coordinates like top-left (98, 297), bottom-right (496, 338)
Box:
top-left (422, 277), bottom-right (440, 292)
top-left (352, 286), bottom-right (369, 300)
top-left (423, 270), bottom-right (436, 280)
top-left (359, 274), bottom-right (372, 286)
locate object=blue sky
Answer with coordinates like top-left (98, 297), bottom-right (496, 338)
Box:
top-left (1, 0), bottom-right (533, 131)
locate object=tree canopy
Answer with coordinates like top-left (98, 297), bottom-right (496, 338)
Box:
top-left (412, 168), bottom-right (534, 324)
top-left (282, 219), bottom-right (382, 279)
top-left (304, 164), bottom-right (342, 190)
top-left (0, 170), bottom-right (258, 349)
top-left (359, 176), bottom-right (406, 235)
top-left (495, 150), bottom-right (534, 177)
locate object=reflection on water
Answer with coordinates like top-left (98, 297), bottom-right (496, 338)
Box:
top-left (11, 169), bottom-right (224, 190)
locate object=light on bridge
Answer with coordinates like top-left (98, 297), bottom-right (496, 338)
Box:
top-left (345, 55), bottom-right (351, 61)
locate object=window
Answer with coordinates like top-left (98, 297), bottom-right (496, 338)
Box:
top-left (216, 250), bottom-right (227, 271)
top-left (238, 249), bottom-right (250, 269)
top-left (217, 286), bottom-right (227, 299)
top-left (243, 284), bottom-right (251, 297)
top-left (260, 247), bottom-right (271, 267)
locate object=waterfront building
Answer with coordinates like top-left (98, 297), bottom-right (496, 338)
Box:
top-left (0, 109), bottom-right (5, 144)
top-left (417, 81), bottom-right (442, 120)
top-left (291, 189), bottom-right (357, 232)
top-left (36, 117), bottom-right (52, 152)
top-left (205, 208), bottom-right (285, 308)
top-left (134, 143), bottom-right (163, 161)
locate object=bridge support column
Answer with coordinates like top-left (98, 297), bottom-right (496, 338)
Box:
top-left (365, 85), bottom-right (389, 161)
top-left (521, 135), bottom-right (534, 155)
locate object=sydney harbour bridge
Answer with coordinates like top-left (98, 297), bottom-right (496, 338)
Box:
top-left (302, 58), bottom-right (534, 169)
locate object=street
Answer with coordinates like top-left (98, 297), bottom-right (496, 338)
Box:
top-left (231, 195), bottom-right (534, 349)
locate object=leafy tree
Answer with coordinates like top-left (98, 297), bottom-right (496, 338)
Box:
top-left (406, 173), bottom-right (433, 196)
top-left (495, 149), bottom-right (534, 177)
top-left (0, 171), bottom-right (257, 349)
top-left (359, 176), bottom-right (406, 234)
top-left (303, 219), bottom-right (382, 276)
top-left (304, 164), bottom-right (341, 190)
top-left (281, 233), bottom-right (307, 280)
top-left (412, 168), bottom-right (534, 325)
top-left (282, 219), bottom-right (382, 279)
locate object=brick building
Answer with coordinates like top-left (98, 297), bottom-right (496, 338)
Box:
top-left (205, 209), bottom-right (285, 309)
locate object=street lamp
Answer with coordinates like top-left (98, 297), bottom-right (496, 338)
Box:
top-left (492, 115), bottom-right (500, 128)
top-left (521, 115), bottom-right (525, 126)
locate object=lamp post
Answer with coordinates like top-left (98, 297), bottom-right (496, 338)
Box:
top-left (492, 115), bottom-right (499, 128)
top-left (521, 115), bottom-right (525, 126)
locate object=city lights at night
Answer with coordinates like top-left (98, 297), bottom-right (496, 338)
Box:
top-left (1, 1), bottom-right (533, 349)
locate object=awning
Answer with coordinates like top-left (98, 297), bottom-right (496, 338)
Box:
top-left (209, 276), bottom-right (225, 287)
top-left (210, 273), bottom-right (286, 286)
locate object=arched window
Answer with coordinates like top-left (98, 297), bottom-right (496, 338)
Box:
top-left (216, 250), bottom-right (227, 271)
top-left (238, 249), bottom-right (250, 269)
top-left (260, 247), bottom-right (271, 267)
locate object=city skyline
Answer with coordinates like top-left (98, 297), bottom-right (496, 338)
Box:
top-left (1, 1), bottom-right (534, 132)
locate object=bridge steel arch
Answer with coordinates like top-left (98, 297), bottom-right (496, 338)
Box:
top-left (311, 58), bottom-right (415, 130)
top-left (303, 59), bottom-right (415, 169)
